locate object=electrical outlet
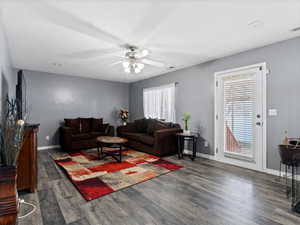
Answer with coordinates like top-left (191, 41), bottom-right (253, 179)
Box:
top-left (46, 136), bottom-right (50, 141)
top-left (268, 109), bottom-right (277, 116)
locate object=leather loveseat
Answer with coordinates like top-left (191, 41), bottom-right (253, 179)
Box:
top-left (60, 117), bottom-right (114, 151)
top-left (117, 118), bottom-right (182, 156)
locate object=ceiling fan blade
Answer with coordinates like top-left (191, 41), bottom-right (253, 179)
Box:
top-left (149, 46), bottom-right (202, 58)
top-left (141, 59), bottom-right (166, 68)
top-left (109, 61), bottom-right (123, 67)
top-left (28, 2), bottom-right (125, 46)
top-left (134, 49), bottom-right (150, 59)
top-left (132, 2), bottom-right (179, 46)
top-left (63, 48), bottom-right (123, 60)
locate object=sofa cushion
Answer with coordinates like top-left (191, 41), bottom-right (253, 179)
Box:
top-left (159, 121), bottom-right (180, 128)
top-left (146, 119), bottom-right (158, 135)
top-left (80, 118), bottom-right (93, 133)
top-left (139, 135), bottom-right (154, 146)
top-left (121, 132), bottom-right (147, 140)
top-left (71, 133), bottom-right (91, 141)
top-left (153, 122), bottom-right (168, 132)
top-left (64, 118), bottom-right (80, 134)
top-left (92, 118), bottom-right (103, 132)
top-left (90, 132), bottom-right (107, 138)
top-left (134, 118), bottom-right (148, 133)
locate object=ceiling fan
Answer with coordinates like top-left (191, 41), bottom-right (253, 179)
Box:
top-left (26, 1), bottom-right (199, 74)
top-left (109, 45), bottom-right (165, 74)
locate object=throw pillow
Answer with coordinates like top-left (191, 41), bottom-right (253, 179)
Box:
top-left (64, 118), bottom-right (80, 134)
top-left (80, 118), bottom-right (93, 133)
top-left (147, 118), bottom-right (158, 135)
top-left (153, 122), bottom-right (168, 133)
top-left (92, 118), bottom-right (103, 132)
top-left (134, 118), bottom-right (148, 133)
top-left (157, 120), bottom-right (173, 128)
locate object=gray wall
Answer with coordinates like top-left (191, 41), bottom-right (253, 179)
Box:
top-left (130, 37), bottom-right (300, 171)
top-left (24, 70), bottom-right (129, 147)
top-left (0, 11), bottom-right (16, 119)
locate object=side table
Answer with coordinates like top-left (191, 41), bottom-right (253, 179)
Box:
top-left (176, 132), bottom-right (198, 160)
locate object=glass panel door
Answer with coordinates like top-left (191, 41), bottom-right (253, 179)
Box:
top-left (223, 73), bottom-right (256, 160)
top-left (215, 64), bottom-right (266, 171)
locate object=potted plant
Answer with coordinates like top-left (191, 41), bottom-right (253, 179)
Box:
top-left (182, 112), bottom-right (191, 134)
top-left (0, 98), bottom-right (26, 225)
top-left (120, 109), bottom-right (129, 125)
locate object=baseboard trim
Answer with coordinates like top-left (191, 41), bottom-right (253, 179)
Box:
top-left (264, 168), bottom-right (280, 176)
top-left (38, 145), bottom-right (61, 151)
top-left (183, 150), bottom-right (215, 160)
top-left (184, 150), bottom-right (300, 180)
top-left (264, 168), bottom-right (300, 180)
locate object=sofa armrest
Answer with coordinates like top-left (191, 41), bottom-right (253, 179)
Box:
top-left (60, 126), bottom-right (74, 151)
top-left (61, 126), bottom-right (74, 134)
top-left (154, 128), bottom-right (182, 138)
top-left (154, 128), bottom-right (183, 156)
top-left (117, 123), bottom-right (136, 135)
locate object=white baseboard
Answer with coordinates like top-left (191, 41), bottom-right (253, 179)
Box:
top-left (184, 150), bottom-right (300, 180)
top-left (264, 168), bottom-right (300, 181)
top-left (38, 145), bottom-right (61, 151)
top-left (264, 168), bottom-right (281, 176)
top-left (183, 149), bottom-right (215, 160)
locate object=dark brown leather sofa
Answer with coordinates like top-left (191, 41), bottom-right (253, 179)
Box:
top-left (117, 118), bottom-right (182, 156)
top-left (60, 117), bottom-right (114, 151)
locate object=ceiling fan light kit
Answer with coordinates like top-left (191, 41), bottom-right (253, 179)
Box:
top-left (123, 60), bottom-right (145, 74)
top-left (121, 46), bottom-right (149, 74)
top-left (122, 61), bottom-right (130, 68)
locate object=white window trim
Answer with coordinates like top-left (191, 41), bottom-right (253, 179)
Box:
top-left (143, 83), bottom-right (176, 92)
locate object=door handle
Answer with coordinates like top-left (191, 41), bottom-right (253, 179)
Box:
top-left (256, 122), bottom-right (261, 126)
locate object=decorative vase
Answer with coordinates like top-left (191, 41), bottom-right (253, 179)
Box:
top-left (184, 130), bottom-right (191, 135)
top-left (184, 120), bottom-right (190, 134)
top-left (184, 120), bottom-right (188, 130)
top-left (0, 166), bottom-right (18, 225)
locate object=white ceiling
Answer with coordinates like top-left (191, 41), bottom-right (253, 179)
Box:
top-left (1, 0), bottom-right (300, 83)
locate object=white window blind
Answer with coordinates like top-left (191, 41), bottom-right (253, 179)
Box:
top-left (223, 74), bottom-right (256, 157)
top-left (143, 83), bottom-right (176, 122)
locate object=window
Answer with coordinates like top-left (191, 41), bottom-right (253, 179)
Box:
top-left (143, 83), bottom-right (176, 122)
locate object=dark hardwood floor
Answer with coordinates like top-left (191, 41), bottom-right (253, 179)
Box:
top-left (18, 149), bottom-right (300, 225)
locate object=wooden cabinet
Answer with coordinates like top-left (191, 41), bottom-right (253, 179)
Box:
top-left (17, 124), bottom-right (39, 192)
top-left (0, 166), bottom-right (18, 225)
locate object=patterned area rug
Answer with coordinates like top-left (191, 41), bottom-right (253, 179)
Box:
top-left (51, 148), bottom-right (183, 200)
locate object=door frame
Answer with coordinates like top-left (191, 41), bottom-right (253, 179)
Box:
top-left (214, 62), bottom-right (267, 172)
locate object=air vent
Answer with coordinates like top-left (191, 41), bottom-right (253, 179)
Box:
top-left (52, 62), bottom-right (62, 67)
top-left (291, 26), bottom-right (300, 32)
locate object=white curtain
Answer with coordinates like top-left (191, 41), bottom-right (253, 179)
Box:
top-left (143, 83), bottom-right (176, 122)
